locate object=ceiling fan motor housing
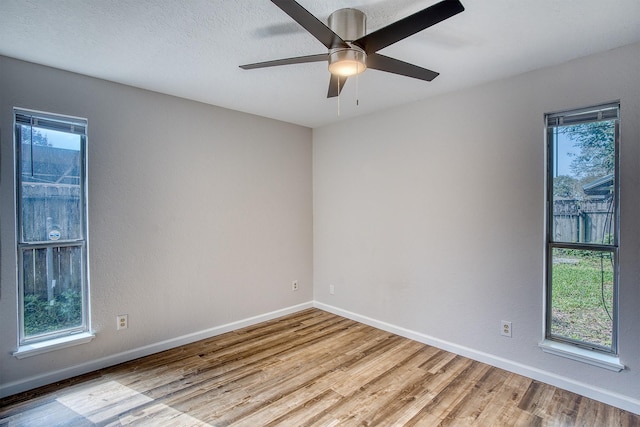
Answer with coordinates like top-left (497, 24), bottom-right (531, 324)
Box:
top-left (328, 8), bottom-right (367, 76)
top-left (328, 8), bottom-right (366, 41)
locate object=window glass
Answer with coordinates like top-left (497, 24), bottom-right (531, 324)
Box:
top-left (551, 121), bottom-right (615, 245)
top-left (21, 246), bottom-right (84, 336)
top-left (20, 125), bottom-right (83, 242)
top-left (549, 247), bottom-right (614, 349)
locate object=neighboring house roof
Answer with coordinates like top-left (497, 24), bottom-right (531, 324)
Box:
top-left (583, 174), bottom-right (614, 196)
top-left (21, 144), bottom-right (80, 186)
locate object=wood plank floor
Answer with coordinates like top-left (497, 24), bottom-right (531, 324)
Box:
top-left (1, 308), bottom-right (638, 426)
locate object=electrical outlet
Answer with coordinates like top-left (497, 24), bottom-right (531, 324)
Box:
top-left (117, 314), bottom-right (128, 330)
top-left (329, 284), bottom-right (335, 295)
top-left (501, 320), bottom-right (512, 337)
top-left (292, 280), bottom-right (298, 291)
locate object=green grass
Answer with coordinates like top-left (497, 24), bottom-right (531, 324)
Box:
top-left (551, 251), bottom-right (613, 348)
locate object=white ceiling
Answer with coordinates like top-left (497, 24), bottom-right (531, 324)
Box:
top-left (1, 0), bottom-right (639, 128)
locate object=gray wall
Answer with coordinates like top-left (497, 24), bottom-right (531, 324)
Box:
top-left (0, 56), bottom-right (313, 394)
top-left (313, 42), bottom-right (640, 411)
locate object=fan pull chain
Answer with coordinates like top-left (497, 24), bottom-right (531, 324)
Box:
top-left (337, 75), bottom-right (341, 117)
top-left (356, 72), bottom-right (359, 107)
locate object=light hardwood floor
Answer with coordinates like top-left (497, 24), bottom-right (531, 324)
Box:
top-left (1, 308), bottom-right (638, 426)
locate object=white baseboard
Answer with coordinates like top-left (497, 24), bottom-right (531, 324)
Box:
top-left (0, 302), bottom-right (313, 399)
top-left (313, 301), bottom-right (640, 416)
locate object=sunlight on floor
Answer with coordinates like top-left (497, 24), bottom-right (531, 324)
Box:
top-left (3, 381), bottom-right (210, 426)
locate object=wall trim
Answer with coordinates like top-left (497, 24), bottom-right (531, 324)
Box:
top-left (313, 301), bottom-right (640, 416)
top-left (0, 302), bottom-right (313, 399)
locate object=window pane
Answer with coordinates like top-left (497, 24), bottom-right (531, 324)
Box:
top-left (22, 246), bottom-right (84, 337)
top-left (550, 248), bottom-right (613, 349)
top-left (550, 121), bottom-right (615, 244)
top-left (20, 125), bottom-right (83, 242)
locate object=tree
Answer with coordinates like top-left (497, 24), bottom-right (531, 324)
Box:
top-left (20, 126), bottom-right (50, 146)
top-left (563, 121), bottom-right (615, 179)
top-left (553, 175), bottom-right (580, 198)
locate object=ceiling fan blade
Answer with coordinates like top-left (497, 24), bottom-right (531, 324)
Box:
top-left (353, 0), bottom-right (464, 53)
top-left (240, 53), bottom-right (328, 70)
top-left (327, 74), bottom-right (348, 98)
top-left (367, 53), bottom-right (439, 81)
top-left (271, 0), bottom-right (350, 49)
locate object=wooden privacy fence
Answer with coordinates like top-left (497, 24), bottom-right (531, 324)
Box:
top-left (553, 198), bottom-right (614, 244)
top-left (21, 182), bottom-right (82, 242)
top-left (20, 182), bottom-right (82, 300)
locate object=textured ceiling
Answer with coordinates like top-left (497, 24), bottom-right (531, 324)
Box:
top-left (1, 0), bottom-right (639, 128)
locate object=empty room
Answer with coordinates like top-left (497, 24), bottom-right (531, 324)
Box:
top-left (1, 0), bottom-right (639, 425)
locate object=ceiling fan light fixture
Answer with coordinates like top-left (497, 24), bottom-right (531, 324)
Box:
top-left (240, 1), bottom-right (465, 98)
top-left (328, 48), bottom-right (367, 77)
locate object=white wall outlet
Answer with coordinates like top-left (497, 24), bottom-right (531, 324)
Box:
top-left (117, 314), bottom-right (128, 330)
top-left (292, 280), bottom-right (298, 291)
top-left (329, 284), bottom-right (335, 295)
top-left (501, 320), bottom-right (512, 337)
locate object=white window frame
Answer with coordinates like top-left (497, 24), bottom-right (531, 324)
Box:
top-left (13, 108), bottom-right (93, 357)
top-left (541, 102), bottom-right (621, 368)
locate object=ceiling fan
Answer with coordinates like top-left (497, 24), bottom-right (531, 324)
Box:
top-left (240, 0), bottom-right (465, 98)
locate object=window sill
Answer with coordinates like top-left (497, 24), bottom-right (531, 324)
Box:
top-left (539, 339), bottom-right (624, 372)
top-left (13, 332), bottom-right (95, 359)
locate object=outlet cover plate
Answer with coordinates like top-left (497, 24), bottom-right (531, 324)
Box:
top-left (117, 314), bottom-right (128, 330)
top-left (501, 320), bottom-right (512, 337)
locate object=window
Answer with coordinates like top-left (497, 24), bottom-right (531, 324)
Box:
top-left (15, 109), bottom-right (90, 348)
top-left (545, 102), bottom-right (619, 354)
